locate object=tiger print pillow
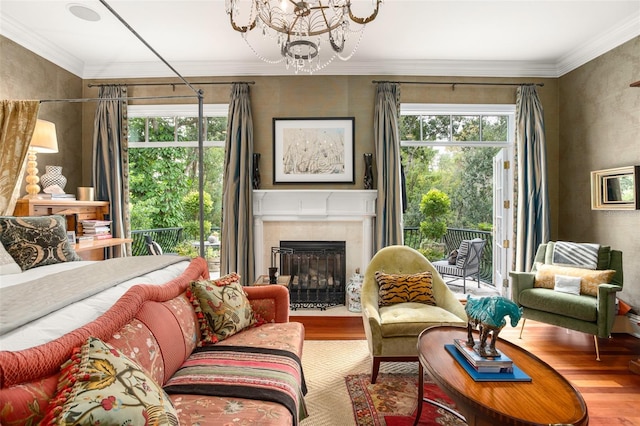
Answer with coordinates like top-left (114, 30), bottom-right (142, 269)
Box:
top-left (375, 271), bottom-right (436, 307)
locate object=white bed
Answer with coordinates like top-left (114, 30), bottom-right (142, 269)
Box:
top-left (0, 256), bottom-right (192, 352)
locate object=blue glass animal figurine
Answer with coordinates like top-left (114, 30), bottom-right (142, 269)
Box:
top-left (465, 295), bottom-right (523, 357)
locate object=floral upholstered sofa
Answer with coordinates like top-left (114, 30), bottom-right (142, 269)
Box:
top-left (0, 257), bottom-right (306, 425)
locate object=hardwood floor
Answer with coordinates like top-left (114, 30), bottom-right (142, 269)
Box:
top-left (292, 314), bottom-right (640, 426)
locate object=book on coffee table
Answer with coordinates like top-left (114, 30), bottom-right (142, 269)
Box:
top-left (453, 338), bottom-right (513, 372)
top-left (445, 345), bottom-right (532, 382)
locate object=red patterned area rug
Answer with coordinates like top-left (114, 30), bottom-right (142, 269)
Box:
top-left (345, 373), bottom-right (467, 426)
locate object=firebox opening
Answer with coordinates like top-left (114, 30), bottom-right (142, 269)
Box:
top-left (279, 240), bottom-right (346, 310)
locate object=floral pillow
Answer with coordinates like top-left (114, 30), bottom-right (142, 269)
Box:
top-left (189, 273), bottom-right (261, 342)
top-left (0, 215), bottom-right (81, 271)
top-left (41, 336), bottom-right (178, 425)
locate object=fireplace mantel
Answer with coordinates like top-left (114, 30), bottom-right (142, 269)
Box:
top-left (253, 190), bottom-right (377, 278)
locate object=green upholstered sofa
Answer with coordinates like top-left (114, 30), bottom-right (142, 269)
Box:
top-left (361, 245), bottom-right (467, 383)
top-left (510, 242), bottom-right (623, 360)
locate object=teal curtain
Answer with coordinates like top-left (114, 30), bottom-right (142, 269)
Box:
top-left (515, 85), bottom-right (549, 271)
top-left (221, 83), bottom-right (255, 285)
top-left (92, 86), bottom-right (130, 256)
top-left (373, 82), bottom-right (403, 250)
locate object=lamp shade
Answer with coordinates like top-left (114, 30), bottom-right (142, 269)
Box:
top-left (30, 119), bottom-right (58, 153)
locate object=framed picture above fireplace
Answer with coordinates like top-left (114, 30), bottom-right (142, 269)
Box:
top-left (273, 117), bottom-right (355, 183)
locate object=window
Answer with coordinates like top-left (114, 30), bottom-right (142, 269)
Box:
top-left (400, 104), bottom-right (514, 146)
top-left (399, 103), bottom-right (515, 248)
top-left (127, 104), bottom-right (227, 239)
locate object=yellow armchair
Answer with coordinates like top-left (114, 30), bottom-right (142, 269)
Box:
top-left (361, 245), bottom-right (467, 383)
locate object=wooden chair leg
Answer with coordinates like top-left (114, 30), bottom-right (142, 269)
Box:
top-left (519, 318), bottom-right (526, 338)
top-left (594, 335), bottom-right (601, 361)
top-left (371, 357), bottom-right (381, 384)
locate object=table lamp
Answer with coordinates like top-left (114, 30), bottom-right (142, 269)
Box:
top-left (24, 119), bottom-right (58, 198)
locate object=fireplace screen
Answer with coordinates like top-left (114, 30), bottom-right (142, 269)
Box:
top-left (279, 241), bottom-right (346, 309)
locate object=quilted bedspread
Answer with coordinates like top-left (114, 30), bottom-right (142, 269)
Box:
top-left (164, 345), bottom-right (308, 425)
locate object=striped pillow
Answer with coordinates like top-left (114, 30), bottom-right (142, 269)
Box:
top-left (455, 240), bottom-right (470, 268)
top-left (375, 271), bottom-right (436, 307)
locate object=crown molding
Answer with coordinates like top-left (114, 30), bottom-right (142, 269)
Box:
top-left (83, 58), bottom-right (561, 79)
top-left (556, 13), bottom-right (640, 77)
top-left (0, 14), bottom-right (85, 77)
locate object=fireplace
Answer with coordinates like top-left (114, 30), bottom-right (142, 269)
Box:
top-left (278, 241), bottom-right (346, 310)
top-left (253, 190), bottom-right (377, 288)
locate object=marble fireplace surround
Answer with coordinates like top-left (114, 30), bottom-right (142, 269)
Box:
top-left (253, 190), bottom-right (377, 279)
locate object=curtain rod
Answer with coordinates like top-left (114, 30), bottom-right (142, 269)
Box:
top-left (39, 95), bottom-right (200, 103)
top-left (87, 81), bottom-right (255, 88)
top-left (372, 80), bottom-right (544, 88)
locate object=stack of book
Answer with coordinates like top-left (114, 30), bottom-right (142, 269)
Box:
top-left (81, 220), bottom-right (112, 240)
top-left (444, 341), bottom-right (531, 382)
top-left (39, 193), bottom-right (76, 200)
top-left (452, 338), bottom-right (513, 373)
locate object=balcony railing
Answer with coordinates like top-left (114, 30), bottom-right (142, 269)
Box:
top-left (130, 227), bottom-right (184, 256)
top-left (403, 227), bottom-right (494, 285)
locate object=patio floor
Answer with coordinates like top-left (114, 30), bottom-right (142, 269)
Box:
top-left (445, 277), bottom-right (501, 300)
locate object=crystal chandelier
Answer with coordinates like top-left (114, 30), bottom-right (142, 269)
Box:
top-left (225, 0), bottom-right (382, 74)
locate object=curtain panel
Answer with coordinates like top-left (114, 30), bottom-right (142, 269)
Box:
top-left (373, 82), bottom-right (404, 250)
top-left (221, 83), bottom-right (255, 285)
top-left (92, 86), bottom-right (131, 256)
top-left (515, 85), bottom-right (550, 271)
top-left (0, 100), bottom-right (40, 215)
top-left (0, 100), bottom-right (40, 216)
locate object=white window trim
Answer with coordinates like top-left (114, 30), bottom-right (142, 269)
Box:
top-left (400, 103), bottom-right (516, 148)
top-left (128, 104), bottom-right (227, 148)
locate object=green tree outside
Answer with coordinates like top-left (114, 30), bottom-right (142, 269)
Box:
top-left (128, 115), bottom-right (226, 233)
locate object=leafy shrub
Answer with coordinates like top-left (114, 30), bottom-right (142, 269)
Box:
top-left (419, 189), bottom-right (451, 242)
top-left (183, 220), bottom-right (212, 241)
top-left (130, 198), bottom-right (156, 230)
top-left (478, 222), bottom-right (493, 231)
top-left (183, 191), bottom-right (213, 221)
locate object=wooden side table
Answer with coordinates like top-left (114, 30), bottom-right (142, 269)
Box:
top-left (13, 199), bottom-right (129, 260)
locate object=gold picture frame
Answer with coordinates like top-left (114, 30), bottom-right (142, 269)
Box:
top-left (590, 166), bottom-right (640, 210)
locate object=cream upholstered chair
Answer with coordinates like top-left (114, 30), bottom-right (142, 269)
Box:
top-left (361, 245), bottom-right (468, 383)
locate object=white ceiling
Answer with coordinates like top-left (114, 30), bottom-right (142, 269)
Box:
top-left (1, 0), bottom-right (639, 79)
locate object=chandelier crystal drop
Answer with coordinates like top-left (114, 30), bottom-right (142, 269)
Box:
top-left (226, 0), bottom-right (382, 74)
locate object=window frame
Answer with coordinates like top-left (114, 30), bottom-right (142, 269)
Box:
top-left (128, 104), bottom-right (228, 148)
top-left (400, 103), bottom-right (516, 148)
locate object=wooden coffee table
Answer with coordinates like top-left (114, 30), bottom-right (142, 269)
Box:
top-left (414, 326), bottom-right (588, 426)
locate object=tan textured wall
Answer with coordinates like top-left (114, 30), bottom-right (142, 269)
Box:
top-left (559, 36), bottom-right (640, 307)
top-left (0, 36), bottom-right (83, 196)
top-left (82, 75), bottom-right (559, 219)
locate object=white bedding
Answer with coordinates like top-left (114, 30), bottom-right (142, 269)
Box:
top-left (0, 260), bottom-right (98, 289)
top-left (0, 259), bottom-right (191, 352)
